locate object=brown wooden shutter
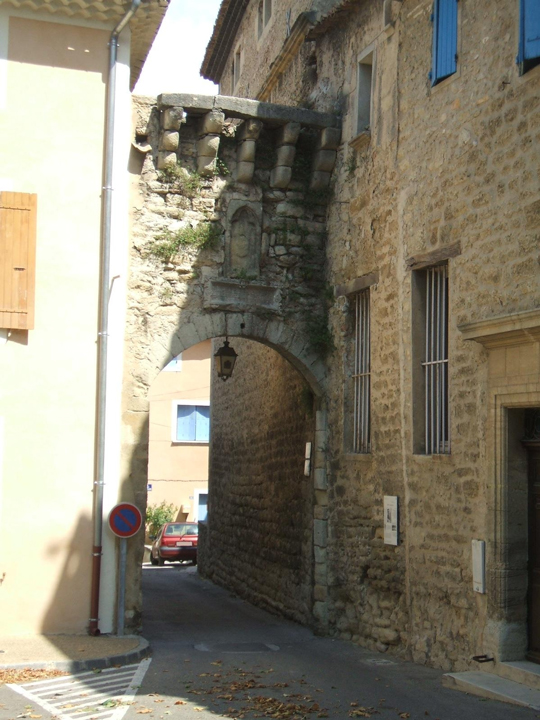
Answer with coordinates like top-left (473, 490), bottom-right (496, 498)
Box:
top-left (0, 192), bottom-right (37, 330)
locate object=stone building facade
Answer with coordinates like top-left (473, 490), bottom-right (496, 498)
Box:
top-left (195, 0), bottom-right (540, 678)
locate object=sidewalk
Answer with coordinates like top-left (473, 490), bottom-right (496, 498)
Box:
top-left (0, 634), bottom-right (150, 672)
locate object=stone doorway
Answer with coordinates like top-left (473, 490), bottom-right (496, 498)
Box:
top-left (522, 409), bottom-right (540, 663)
top-left (499, 406), bottom-right (540, 663)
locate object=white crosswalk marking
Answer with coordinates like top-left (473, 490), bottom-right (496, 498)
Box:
top-left (8, 658), bottom-right (151, 720)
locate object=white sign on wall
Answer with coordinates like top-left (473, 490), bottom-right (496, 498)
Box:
top-left (384, 495), bottom-right (399, 546)
top-left (472, 539), bottom-right (486, 594)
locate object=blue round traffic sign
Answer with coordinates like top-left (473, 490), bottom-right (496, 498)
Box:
top-left (108, 503), bottom-right (143, 538)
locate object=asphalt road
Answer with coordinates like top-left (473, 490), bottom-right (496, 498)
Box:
top-left (1, 564), bottom-right (537, 720)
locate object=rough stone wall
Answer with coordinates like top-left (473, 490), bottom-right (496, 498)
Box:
top-left (218, 0), bottom-right (313, 100)
top-left (215, 0), bottom-right (540, 671)
top-left (200, 338), bottom-right (315, 624)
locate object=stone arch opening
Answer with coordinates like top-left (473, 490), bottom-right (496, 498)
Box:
top-left (123, 313), bottom-right (329, 634)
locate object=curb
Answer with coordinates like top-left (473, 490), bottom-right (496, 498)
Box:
top-left (0, 636), bottom-right (151, 673)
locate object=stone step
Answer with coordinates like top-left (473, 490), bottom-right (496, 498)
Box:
top-left (497, 660), bottom-right (540, 691)
top-left (442, 671), bottom-right (540, 710)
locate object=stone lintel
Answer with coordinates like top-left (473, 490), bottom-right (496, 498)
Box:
top-left (406, 241), bottom-right (461, 270)
top-left (459, 308), bottom-right (540, 349)
top-left (335, 272), bottom-right (379, 298)
top-left (204, 279), bottom-right (281, 313)
top-left (158, 93), bottom-right (340, 129)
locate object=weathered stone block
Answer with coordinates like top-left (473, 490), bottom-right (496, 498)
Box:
top-left (158, 93), bottom-right (213, 110)
top-left (198, 135), bottom-right (220, 157)
top-left (276, 145), bottom-right (296, 167)
top-left (238, 118), bottom-right (263, 141)
top-left (162, 107), bottom-right (184, 130)
top-left (236, 161), bottom-right (255, 183)
top-left (200, 110), bottom-right (225, 136)
top-left (314, 585), bottom-right (328, 602)
top-left (313, 149), bottom-right (337, 173)
top-left (314, 546), bottom-right (327, 565)
top-left (160, 131), bottom-right (179, 151)
top-left (237, 139), bottom-right (256, 163)
top-left (314, 468), bottom-right (327, 490)
top-left (313, 601), bottom-right (328, 626)
top-left (314, 519), bottom-right (328, 547)
top-left (310, 171), bottom-right (332, 190)
top-left (270, 166), bottom-right (292, 188)
top-left (276, 201), bottom-right (303, 218)
top-left (318, 126), bottom-right (341, 150)
top-left (277, 122), bottom-right (301, 146)
top-left (157, 151), bottom-right (177, 169)
top-left (197, 156), bottom-right (217, 176)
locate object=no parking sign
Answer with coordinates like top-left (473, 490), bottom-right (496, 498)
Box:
top-left (108, 503), bottom-right (143, 538)
top-left (108, 502), bottom-right (143, 637)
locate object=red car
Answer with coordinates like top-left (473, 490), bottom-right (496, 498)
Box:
top-left (150, 522), bottom-right (198, 565)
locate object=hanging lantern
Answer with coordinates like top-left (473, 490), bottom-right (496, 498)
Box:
top-left (214, 339), bottom-right (238, 381)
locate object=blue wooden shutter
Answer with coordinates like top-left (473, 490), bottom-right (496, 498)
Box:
top-left (195, 406), bottom-right (210, 442)
top-left (519, 0), bottom-right (540, 63)
top-left (176, 405), bottom-right (196, 441)
top-left (431, 0), bottom-right (458, 85)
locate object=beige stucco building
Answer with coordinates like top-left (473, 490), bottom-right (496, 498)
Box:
top-left (0, 0), bottom-right (166, 635)
top-left (148, 340), bottom-right (211, 522)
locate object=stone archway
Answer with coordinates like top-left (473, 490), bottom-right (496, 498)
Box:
top-left (121, 93), bottom-right (340, 634)
top-left (120, 311), bottom-right (330, 633)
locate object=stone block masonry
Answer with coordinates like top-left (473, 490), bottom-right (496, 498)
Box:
top-left (202, 0), bottom-right (540, 675)
top-left (200, 338), bottom-right (316, 625)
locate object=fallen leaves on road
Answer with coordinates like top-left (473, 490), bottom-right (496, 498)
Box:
top-left (174, 701), bottom-right (186, 705)
top-left (136, 707), bottom-right (152, 714)
top-left (348, 707), bottom-right (374, 718)
top-left (0, 668), bottom-right (68, 685)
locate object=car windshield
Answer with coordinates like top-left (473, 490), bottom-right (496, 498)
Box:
top-left (164, 524), bottom-right (198, 536)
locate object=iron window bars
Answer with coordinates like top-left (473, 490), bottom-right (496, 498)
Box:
top-left (423, 265), bottom-right (450, 454)
top-left (353, 289), bottom-right (371, 453)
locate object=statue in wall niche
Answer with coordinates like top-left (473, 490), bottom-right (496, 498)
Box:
top-left (228, 205), bottom-right (260, 279)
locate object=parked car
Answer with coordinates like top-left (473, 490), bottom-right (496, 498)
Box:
top-left (150, 522), bottom-right (198, 565)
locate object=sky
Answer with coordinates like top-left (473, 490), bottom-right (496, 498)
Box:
top-left (134, 0), bottom-right (222, 96)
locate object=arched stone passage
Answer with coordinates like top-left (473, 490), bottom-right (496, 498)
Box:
top-left (121, 311), bottom-right (330, 634)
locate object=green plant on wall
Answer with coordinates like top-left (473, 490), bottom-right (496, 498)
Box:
top-left (158, 163), bottom-right (202, 197)
top-left (305, 308), bottom-right (336, 357)
top-left (150, 222), bottom-right (221, 263)
top-left (146, 501), bottom-right (178, 538)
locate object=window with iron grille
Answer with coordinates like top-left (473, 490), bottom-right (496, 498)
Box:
top-left (352, 289), bottom-right (371, 453)
top-left (415, 265), bottom-right (450, 454)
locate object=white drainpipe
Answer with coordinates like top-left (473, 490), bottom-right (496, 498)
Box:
top-left (90, 0), bottom-right (142, 635)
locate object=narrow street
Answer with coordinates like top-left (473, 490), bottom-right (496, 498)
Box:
top-left (1, 565), bottom-right (536, 720)
top-left (134, 565), bottom-right (536, 720)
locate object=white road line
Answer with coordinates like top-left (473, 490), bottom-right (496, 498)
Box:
top-left (8, 657), bottom-right (151, 720)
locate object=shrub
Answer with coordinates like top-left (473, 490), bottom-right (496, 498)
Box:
top-left (145, 501), bottom-right (178, 538)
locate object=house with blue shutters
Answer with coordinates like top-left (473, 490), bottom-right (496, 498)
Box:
top-left (193, 0), bottom-right (540, 686)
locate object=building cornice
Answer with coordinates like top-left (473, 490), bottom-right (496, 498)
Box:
top-left (200, 0), bottom-right (250, 84)
top-left (459, 308), bottom-right (540, 349)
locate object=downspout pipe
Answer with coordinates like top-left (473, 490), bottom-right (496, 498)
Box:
top-left (90, 0), bottom-right (142, 636)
